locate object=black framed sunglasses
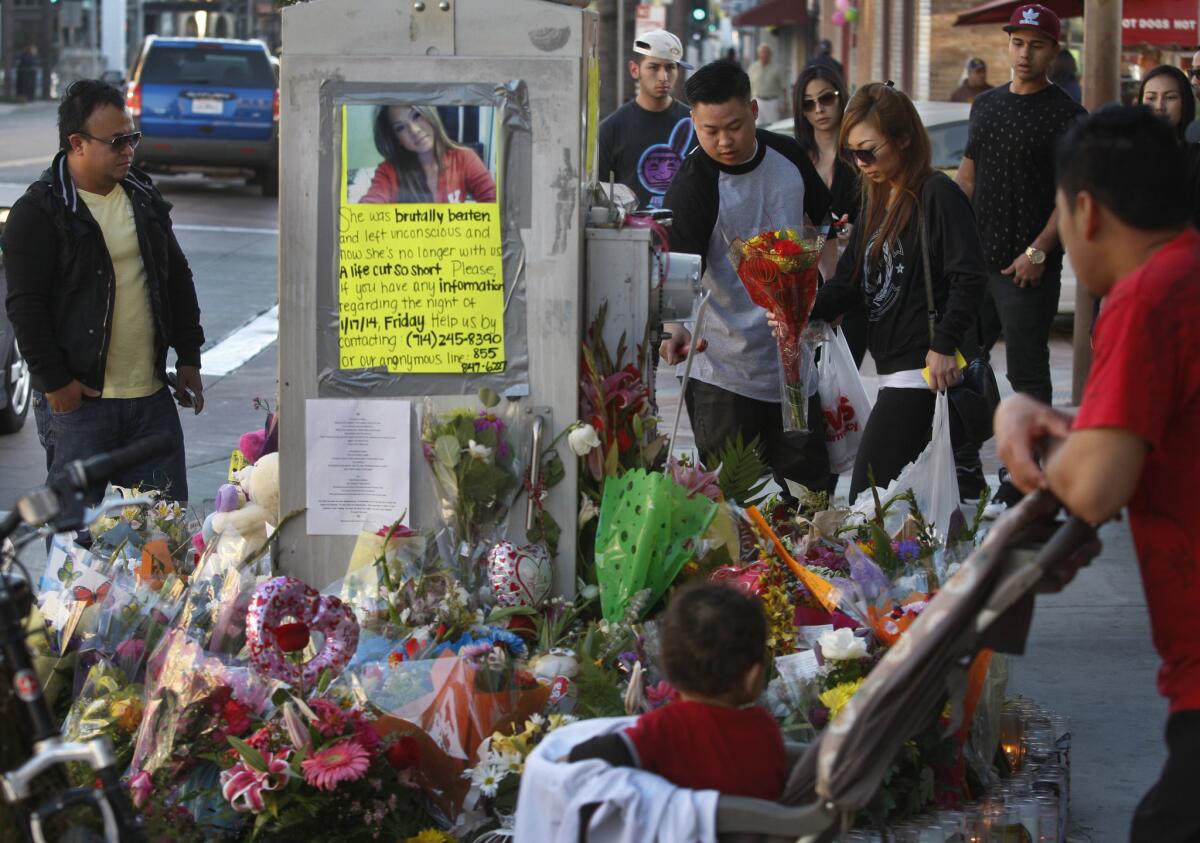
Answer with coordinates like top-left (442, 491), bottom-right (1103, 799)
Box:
top-left (1189, 68), bottom-right (1200, 80)
top-left (846, 140), bottom-right (889, 165)
top-left (76, 131), bottom-right (142, 152)
top-left (801, 90), bottom-right (840, 112)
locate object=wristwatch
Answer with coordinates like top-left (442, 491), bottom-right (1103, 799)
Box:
top-left (1025, 246), bottom-right (1046, 265)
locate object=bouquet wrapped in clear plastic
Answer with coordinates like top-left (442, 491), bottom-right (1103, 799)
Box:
top-left (728, 225), bottom-right (826, 432)
top-left (420, 392), bottom-right (523, 593)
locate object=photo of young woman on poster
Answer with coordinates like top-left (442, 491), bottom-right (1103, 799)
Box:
top-left (357, 104), bottom-right (497, 204)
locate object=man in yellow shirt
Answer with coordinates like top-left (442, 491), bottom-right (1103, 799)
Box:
top-left (3, 80), bottom-right (205, 500)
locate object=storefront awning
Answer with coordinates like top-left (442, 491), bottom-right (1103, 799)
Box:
top-left (732, 0), bottom-right (809, 28)
top-left (954, 0), bottom-right (1200, 46)
top-left (953, 0), bottom-right (1083, 27)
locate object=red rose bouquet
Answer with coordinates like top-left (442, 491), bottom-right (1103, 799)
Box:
top-left (728, 226), bottom-right (825, 431)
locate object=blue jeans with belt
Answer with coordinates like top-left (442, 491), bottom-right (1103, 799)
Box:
top-left (32, 386), bottom-right (189, 501)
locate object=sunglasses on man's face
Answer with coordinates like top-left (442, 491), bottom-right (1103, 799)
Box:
top-left (802, 91), bottom-right (840, 112)
top-left (76, 131), bottom-right (142, 152)
top-left (1189, 68), bottom-right (1200, 80)
top-left (846, 141), bottom-right (889, 165)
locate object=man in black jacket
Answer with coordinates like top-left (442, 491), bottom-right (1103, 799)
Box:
top-left (2, 80), bottom-right (205, 500)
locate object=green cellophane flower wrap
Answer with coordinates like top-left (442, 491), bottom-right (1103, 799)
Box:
top-left (593, 470), bottom-right (719, 621)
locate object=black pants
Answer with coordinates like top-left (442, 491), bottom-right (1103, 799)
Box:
top-left (978, 268), bottom-right (1062, 405)
top-left (1130, 710), bottom-right (1200, 842)
top-left (849, 387), bottom-right (935, 503)
top-left (684, 380), bottom-right (832, 497)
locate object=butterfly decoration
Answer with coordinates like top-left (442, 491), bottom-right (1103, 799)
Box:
top-left (56, 557), bottom-right (83, 587)
top-left (72, 581), bottom-right (112, 608)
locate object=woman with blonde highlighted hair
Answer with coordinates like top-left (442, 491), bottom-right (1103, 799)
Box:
top-left (361, 104), bottom-right (496, 204)
top-left (777, 83), bottom-right (988, 499)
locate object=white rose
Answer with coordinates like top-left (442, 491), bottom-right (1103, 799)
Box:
top-left (818, 627), bottom-right (868, 661)
top-left (567, 423), bottom-right (602, 456)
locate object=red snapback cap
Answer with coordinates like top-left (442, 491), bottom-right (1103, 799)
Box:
top-left (1003, 3), bottom-right (1062, 41)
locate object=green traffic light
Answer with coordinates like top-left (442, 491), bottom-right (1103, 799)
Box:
top-left (692, 7), bottom-right (707, 20)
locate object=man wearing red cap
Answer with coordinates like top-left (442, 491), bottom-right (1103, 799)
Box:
top-left (955, 3), bottom-right (1085, 508)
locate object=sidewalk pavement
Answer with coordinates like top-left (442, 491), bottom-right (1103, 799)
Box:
top-left (656, 323), bottom-right (1164, 842)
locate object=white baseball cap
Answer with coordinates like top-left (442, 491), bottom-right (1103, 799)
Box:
top-left (633, 29), bottom-right (693, 70)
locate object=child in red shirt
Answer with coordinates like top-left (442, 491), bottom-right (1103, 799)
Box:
top-left (995, 107), bottom-right (1200, 842)
top-left (568, 584), bottom-right (786, 801)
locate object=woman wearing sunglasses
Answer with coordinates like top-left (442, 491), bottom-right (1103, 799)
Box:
top-left (778, 83), bottom-right (987, 500)
top-left (792, 65), bottom-right (867, 367)
top-left (1138, 66), bottom-right (1200, 228)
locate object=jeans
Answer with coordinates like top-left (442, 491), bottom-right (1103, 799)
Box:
top-left (1130, 710), bottom-right (1200, 842)
top-left (32, 387), bottom-right (188, 501)
top-left (979, 268), bottom-right (1062, 405)
top-left (684, 380), bottom-right (833, 497)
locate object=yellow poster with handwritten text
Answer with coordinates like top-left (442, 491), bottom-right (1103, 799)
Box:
top-left (338, 104), bottom-right (505, 374)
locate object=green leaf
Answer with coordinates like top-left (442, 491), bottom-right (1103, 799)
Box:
top-left (434, 434), bottom-right (461, 468)
top-left (271, 687), bottom-right (292, 708)
top-left (478, 387), bottom-right (501, 408)
top-left (486, 605), bottom-right (540, 624)
top-left (603, 442), bottom-right (619, 476)
top-left (317, 666), bottom-right (333, 694)
top-left (228, 735), bottom-right (268, 773)
top-left (716, 433), bottom-right (770, 507)
top-left (542, 450), bottom-right (566, 489)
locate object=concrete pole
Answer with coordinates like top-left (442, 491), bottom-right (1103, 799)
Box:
top-left (1071, 0), bottom-right (1121, 405)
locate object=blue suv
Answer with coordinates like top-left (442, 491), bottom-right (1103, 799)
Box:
top-left (126, 37), bottom-right (279, 196)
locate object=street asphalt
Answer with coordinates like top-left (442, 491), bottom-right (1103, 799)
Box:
top-left (0, 100), bottom-right (1166, 842)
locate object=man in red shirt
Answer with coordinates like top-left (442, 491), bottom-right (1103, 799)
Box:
top-left (995, 107), bottom-right (1200, 841)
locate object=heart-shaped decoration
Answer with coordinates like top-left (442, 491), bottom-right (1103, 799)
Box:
top-left (245, 576), bottom-right (360, 688)
top-left (487, 541), bottom-right (553, 608)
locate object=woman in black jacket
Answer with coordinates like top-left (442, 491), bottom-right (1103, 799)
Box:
top-left (792, 64), bottom-right (867, 367)
top-left (1138, 66), bottom-right (1200, 229)
top-left (778, 82), bottom-right (987, 501)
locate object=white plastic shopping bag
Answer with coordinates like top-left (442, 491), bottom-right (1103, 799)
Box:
top-left (817, 326), bottom-right (873, 474)
top-left (850, 392), bottom-right (961, 539)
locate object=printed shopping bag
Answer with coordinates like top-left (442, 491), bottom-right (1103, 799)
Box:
top-left (817, 325), bottom-right (872, 474)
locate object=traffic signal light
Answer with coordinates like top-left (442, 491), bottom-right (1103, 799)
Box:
top-left (692, 6), bottom-right (707, 21)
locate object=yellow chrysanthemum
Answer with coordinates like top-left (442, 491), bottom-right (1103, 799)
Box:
top-left (818, 679), bottom-right (865, 719)
top-left (403, 830), bottom-right (459, 843)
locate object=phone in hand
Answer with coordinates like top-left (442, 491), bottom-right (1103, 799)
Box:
top-left (165, 371), bottom-right (196, 410)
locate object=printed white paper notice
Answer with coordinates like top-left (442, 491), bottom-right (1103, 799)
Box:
top-left (305, 399), bottom-right (411, 535)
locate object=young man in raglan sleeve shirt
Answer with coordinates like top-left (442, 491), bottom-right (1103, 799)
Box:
top-left (660, 59), bottom-right (836, 497)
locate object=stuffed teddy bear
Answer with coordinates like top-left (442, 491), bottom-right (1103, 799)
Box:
top-left (209, 452), bottom-right (280, 551)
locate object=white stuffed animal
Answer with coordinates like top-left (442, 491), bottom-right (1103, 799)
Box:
top-left (210, 452), bottom-right (280, 550)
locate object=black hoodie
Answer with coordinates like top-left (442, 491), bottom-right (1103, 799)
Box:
top-left (811, 171), bottom-right (986, 375)
top-left (2, 153), bottom-right (204, 394)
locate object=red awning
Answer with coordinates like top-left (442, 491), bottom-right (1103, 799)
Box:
top-left (954, 0), bottom-right (1200, 45)
top-left (732, 0), bottom-right (809, 28)
top-left (953, 0), bottom-right (1083, 26)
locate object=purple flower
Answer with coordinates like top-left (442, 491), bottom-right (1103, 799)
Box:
top-left (846, 543), bottom-right (890, 602)
top-left (893, 539), bottom-right (922, 563)
top-left (421, 442), bottom-right (435, 461)
top-left (474, 411), bottom-right (505, 434)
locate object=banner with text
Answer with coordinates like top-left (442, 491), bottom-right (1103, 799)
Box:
top-left (339, 103), bottom-right (505, 375)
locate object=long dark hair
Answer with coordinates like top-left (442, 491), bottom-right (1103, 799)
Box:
top-left (792, 64), bottom-right (850, 166)
top-left (1138, 65), bottom-right (1195, 145)
top-left (841, 83), bottom-right (933, 273)
top-left (372, 105), bottom-right (460, 202)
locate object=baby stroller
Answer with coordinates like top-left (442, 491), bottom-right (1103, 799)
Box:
top-left (515, 490), bottom-right (1100, 842)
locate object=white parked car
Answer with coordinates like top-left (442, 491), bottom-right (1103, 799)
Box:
top-left (768, 102), bottom-right (1076, 314)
